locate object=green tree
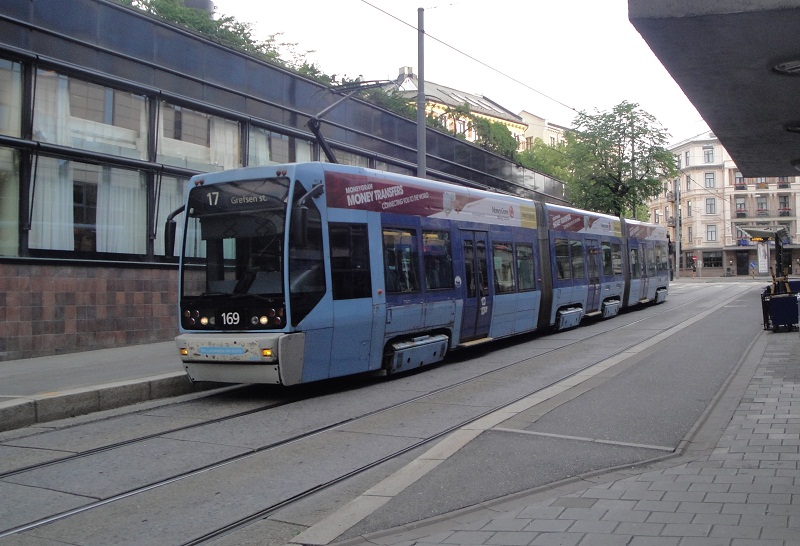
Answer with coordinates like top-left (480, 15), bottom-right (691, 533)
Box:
top-left (359, 87), bottom-right (417, 120)
top-left (435, 103), bottom-right (472, 138)
top-left (565, 101), bottom-right (676, 218)
top-left (434, 103), bottom-right (517, 159)
top-left (517, 138), bottom-right (572, 182)
top-left (472, 117), bottom-right (518, 160)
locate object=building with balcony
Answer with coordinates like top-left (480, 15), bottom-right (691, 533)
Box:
top-left (649, 133), bottom-right (800, 277)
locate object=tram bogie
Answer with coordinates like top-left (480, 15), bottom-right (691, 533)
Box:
top-left (174, 162), bottom-right (669, 386)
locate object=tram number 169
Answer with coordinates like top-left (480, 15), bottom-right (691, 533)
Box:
top-left (222, 312), bottom-right (241, 325)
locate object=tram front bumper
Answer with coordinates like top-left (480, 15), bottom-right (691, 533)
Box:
top-left (176, 332), bottom-right (305, 385)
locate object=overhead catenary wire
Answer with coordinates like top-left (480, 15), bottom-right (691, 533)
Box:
top-left (359, 0), bottom-right (581, 117)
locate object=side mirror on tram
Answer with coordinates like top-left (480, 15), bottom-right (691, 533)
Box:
top-left (291, 205), bottom-right (308, 247)
top-left (163, 205), bottom-right (185, 258)
top-left (290, 183), bottom-right (323, 247)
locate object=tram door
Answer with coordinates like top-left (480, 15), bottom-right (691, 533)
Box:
top-left (643, 242), bottom-right (655, 298)
top-left (586, 239), bottom-right (601, 313)
top-left (328, 223), bottom-right (380, 377)
top-left (628, 240), bottom-right (649, 303)
top-left (460, 230), bottom-right (492, 342)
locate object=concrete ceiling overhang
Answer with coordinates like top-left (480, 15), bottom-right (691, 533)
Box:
top-left (629, 0), bottom-right (800, 177)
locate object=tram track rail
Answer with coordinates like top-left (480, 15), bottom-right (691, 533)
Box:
top-left (0, 283), bottom-right (753, 542)
top-left (0, 287), bottom-right (698, 480)
top-left (183, 283), bottom-right (755, 545)
top-left (1, 285), bottom-right (700, 483)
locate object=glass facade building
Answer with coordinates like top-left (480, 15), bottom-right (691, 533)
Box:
top-left (0, 0), bottom-right (564, 359)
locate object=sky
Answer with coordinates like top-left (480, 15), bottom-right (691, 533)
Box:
top-left (212, 0), bottom-right (710, 144)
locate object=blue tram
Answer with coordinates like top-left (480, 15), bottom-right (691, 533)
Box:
top-left (175, 162), bottom-right (669, 385)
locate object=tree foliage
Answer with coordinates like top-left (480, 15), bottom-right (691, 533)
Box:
top-left (564, 101), bottom-right (676, 218)
top-left (435, 103), bottom-right (517, 158)
top-left (358, 87), bottom-right (417, 120)
top-left (517, 138), bottom-right (572, 182)
top-left (472, 117), bottom-right (518, 159)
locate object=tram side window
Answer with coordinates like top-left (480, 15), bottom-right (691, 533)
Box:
top-left (516, 243), bottom-right (535, 291)
top-left (656, 244), bottom-right (668, 271)
top-left (570, 239), bottom-right (585, 279)
top-left (329, 223), bottom-right (371, 299)
top-left (612, 243), bottom-right (623, 275)
top-left (492, 242), bottom-right (515, 293)
top-left (630, 249), bottom-right (641, 278)
top-left (601, 241), bottom-right (614, 276)
top-left (423, 230), bottom-right (454, 290)
top-left (555, 238), bottom-right (571, 280)
top-left (383, 228), bottom-right (420, 293)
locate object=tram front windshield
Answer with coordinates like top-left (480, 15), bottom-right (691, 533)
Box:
top-left (181, 178), bottom-right (290, 299)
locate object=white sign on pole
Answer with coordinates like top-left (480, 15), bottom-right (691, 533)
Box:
top-left (757, 242), bottom-right (769, 274)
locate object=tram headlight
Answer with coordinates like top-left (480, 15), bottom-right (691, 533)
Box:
top-left (259, 316), bottom-right (269, 325)
top-left (183, 309), bottom-right (215, 327)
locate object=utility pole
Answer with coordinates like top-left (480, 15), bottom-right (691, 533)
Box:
top-left (416, 7), bottom-right (426, 178)
top-left (674, 178), bottom-right (681, 279)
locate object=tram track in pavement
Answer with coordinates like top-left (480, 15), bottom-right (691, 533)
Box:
top-left (0, 285), bottom-right (702, 482)
top-left (0, 283), bottom-right (704, 483)
top-left (0, 283), bottom-right (751, 543)
top-left (184, 283), bottom-right (756, 546)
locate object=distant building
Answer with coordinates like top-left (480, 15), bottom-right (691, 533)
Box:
top-left (648, 133), bottom-right (800, 277)
top-left (519, 111), bottom-right (566, 150)
top-left (392, 67), bottom-right (527, 148)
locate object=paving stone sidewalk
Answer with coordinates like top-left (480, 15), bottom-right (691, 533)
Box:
top-left (344, 332), bottom-right (800, 546)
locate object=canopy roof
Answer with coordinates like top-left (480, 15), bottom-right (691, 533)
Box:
top-left (737, 226), bottom-right (790, 242)
top-left (629, 1), bottom-right (800, 177)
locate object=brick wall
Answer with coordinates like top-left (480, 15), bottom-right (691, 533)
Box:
top-left (0, 262), bottom-right (178, 361)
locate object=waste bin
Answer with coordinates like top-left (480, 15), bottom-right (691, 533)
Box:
top-left (762, 288), bottom-right (800, 332)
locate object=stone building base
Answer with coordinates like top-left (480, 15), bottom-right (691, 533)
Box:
top-left (0, 261), bottom-right (177, 361)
